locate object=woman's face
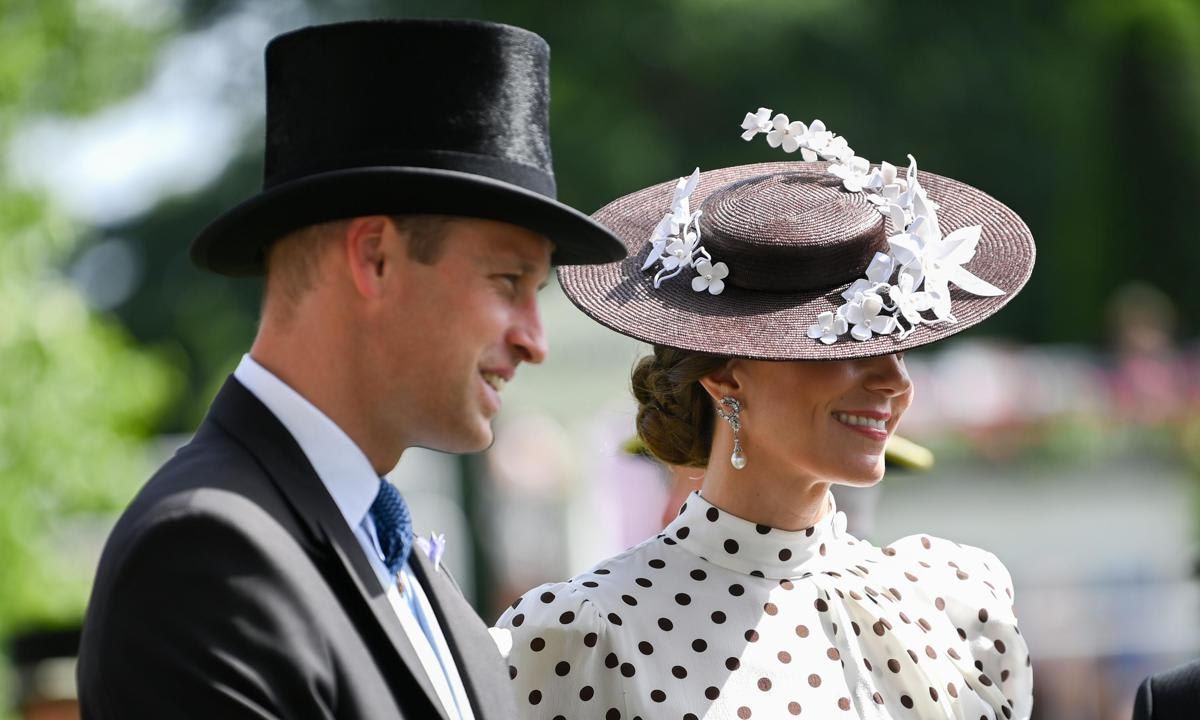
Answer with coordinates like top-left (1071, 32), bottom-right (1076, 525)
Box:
top-left (732, 354), bottom-right (913, 485)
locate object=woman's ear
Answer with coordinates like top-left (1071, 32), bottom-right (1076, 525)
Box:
top-left (698, 359), bottom-right (745, 403)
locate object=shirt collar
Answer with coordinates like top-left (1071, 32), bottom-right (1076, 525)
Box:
top-left (233, 354), bottom-right (379, 529)
top-left (662, 490), bottom-right (850, 580)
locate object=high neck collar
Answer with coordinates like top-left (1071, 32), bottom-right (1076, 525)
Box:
top-left (661, 491), bottom-right (850, 579)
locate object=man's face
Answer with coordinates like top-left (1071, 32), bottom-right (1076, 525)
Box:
top-left (376, 218), bottom-right (552, 454)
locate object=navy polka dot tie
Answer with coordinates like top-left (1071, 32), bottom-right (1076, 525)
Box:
top-left (369, 478), bottom-right (413, 577)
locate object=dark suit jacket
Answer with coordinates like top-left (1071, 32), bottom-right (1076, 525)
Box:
top-left (78, 377), bottom-right (516, 720)
top-left (1133, 659), bottom-right (1200, 720)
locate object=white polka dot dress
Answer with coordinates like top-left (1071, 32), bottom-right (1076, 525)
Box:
top-left (495, 492), bottom-right (1032, 719)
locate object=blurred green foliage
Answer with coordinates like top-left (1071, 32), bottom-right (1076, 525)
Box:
top-left (0, 1), bottom-right (178, 643)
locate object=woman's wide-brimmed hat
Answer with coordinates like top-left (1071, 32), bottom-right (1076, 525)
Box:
top-left (558, 112), bottom-right (1035, 360)
top-left (191, 19), bottom-right (626, 276)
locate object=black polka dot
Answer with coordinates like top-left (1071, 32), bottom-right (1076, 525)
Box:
top-left (795, 624), bottom-right (810, 638)
top-left (658, 617), bottom-right (674, 631)
top-left (606, 709), bottom-right (620, 720)
top-left (675, 593), bottom-right (692, 606)
top-left (638, 641), bottom-right (654, 655)
top-left (707, 507), bottom-right (720, 521)
top-left (750, 570), bottom-right (765, 578)
top-left (559, 611), bottom-right (575, 624)
top-left (779, 548), bottom-right (793, 561)
top-left (738, 706), bottom-right (752, 718)
top-left (815, 599), bottom-right (829, 612)
top-left (511, 613), bottom-right (525, 627)
top-left (887, 659), bottom-right (901, 673)
top-left (711, 611), bottom-right (727, 624)
top-left (692, 638), bottom-right (708, 652)
top-left (726, 657), bottom-right (741, 670)
top-left (622, 594), bottom-right (638, 606)
top-left (608, 613), bottom-right (623, 625)
top-left (648, 559), bottom-right (666, 569)
top-left (540, 591), bottom-right (555, 603)
top-left (676, 526), bottom-right (690, 539)
top-left (685, 715), bottom-right (699, 720)
top-left (663, 537), bottom-right (677, 546)
top-left (756, 523), bottom-right (772, 534)
top-left (530, 637), bottom-right (545, 652)
top-left (672, 665), bottom-right (688, 679)
top-left (529, 690), bottom-right (542, 705)
top-left (604, 653), bottom-right (618, 669)
top-left (509, 665), bottom-right (517, 679)
top-left (555, 661), bottom-right (571, 676)
top-left (729, 583), bottom-right (745, 596)
top-left (838, 697), bottom-right (851, 711)
top-left (690, 569), bottom-right (708, 581)
top-left (758, 677), bottom-right (772, 691)
top-left (744, 629), bottom-right (759, 642)
top-left (584, 632), bottom-right (598, 647)
top-left (808, 673), bottom-right (822, 687)
top-left (580, 686), bottom-right (595, 701)
top-left (706, 686), bottom-right (720, 700)
top-left (582, 581), bottom-right (599, 588)
top-left (901, 695), bottom-right (914, 709)
top-left (651, 690), bottom-right (666, 703)
top-left (635, 577), bottom-right (653, 588)
top-left (620, 662), bottom-right (636, 677)
top-left (724, 539), bottom-right (740, 553)
top-left (595, 568), bottom-right (610, 575)
top-left (788, 701), bottom-right (802, 715)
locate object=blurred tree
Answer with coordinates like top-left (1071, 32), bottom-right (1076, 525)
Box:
top-left (0, 0), bottom-right (177, 647)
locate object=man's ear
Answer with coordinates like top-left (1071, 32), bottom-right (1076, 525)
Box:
top-left (698, 359), bottom-right (745, 403)
top-left (344, 216), bottom-right (393, 298)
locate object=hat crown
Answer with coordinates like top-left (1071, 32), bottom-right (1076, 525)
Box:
top-left (700, 170), bottom-right (886, 293)
top-left (262, 19), bottom-right (555, 196)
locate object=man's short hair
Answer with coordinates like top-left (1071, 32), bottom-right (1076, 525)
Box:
top-left (263, 215), bottom-right (453, 316)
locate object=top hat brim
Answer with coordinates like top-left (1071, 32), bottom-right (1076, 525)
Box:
top-left (558, 161), bottom-right (1035, 361)
top-left (191, 166), bottom-right (628, 276)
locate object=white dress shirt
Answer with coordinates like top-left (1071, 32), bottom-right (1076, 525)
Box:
top-left (235, 355), bottom-right (475, 720)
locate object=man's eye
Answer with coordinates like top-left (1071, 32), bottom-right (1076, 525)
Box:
top-left (497, 274), bottom-right (521, 291)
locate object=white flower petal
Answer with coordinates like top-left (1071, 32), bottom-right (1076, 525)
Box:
top-left (741, 128), bottom-right (760, 141)
top-left (771, 113), bottom-right (791, 130)
top-left (691, 275), bottom-right (708, 292)
top-left (707, 278), bottom-right (725, 295)
top-left (816, 310), bottom-right (836, 330)
top-left (861, 292), bottom-right (884, 317)
top-left (937, 225), bottom-right (983, 265)
top-left (865, 252), bottom-right (895, 284)
top-left (766, 130), bottom-right (784, 148)
top-left (870, 314), bottom-right (897, 334)
top-left (694, 259), bottom-right (713, 276)
top-left (850, 323), bottom-right (873, 341)
top-left (781, 134), bottom-right (801, 153)
top-left (832, 315), bottom-right (849, 335)
top-left (841, 278), bottom-right (872, 303)
top-left (944, 264), bottom-right (1005, 297)
top-left (807, 324), bottom-right (825, 339)
top-left (800, 148), bottom-right (818, 162)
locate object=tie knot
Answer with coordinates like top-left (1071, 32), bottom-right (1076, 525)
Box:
top-left (369, 478), bottom-right (413, 577)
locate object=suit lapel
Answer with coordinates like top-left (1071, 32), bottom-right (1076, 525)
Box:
top-left (207, 377), bottom-right (449, 720)
top-left (410, 551), bottom-right (516, 720)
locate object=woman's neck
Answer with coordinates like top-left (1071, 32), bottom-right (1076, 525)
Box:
top-left (700, 434), bottom-right (831, 531)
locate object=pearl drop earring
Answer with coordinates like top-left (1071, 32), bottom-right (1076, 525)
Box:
top-left (716, 396), bottom-right (746, 470)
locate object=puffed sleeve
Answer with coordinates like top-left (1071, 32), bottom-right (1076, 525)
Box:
top-left (495, 582), bottom-right (629, 720)
top-left (888, 535), bottom-right (1033, 720)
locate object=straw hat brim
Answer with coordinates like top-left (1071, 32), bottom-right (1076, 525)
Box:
top-left (559, 161), bottom-right (1035, 360)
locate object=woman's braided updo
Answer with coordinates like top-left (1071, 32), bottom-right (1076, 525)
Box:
top-left (630, 345), bottom-right (731, 467)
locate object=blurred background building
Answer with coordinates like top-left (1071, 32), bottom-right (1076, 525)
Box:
top-left (2, 1), bottom-right (1200, 718)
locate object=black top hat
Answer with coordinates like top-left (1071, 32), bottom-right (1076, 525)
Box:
top-left (191, 19), bottom-right (627, 276)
